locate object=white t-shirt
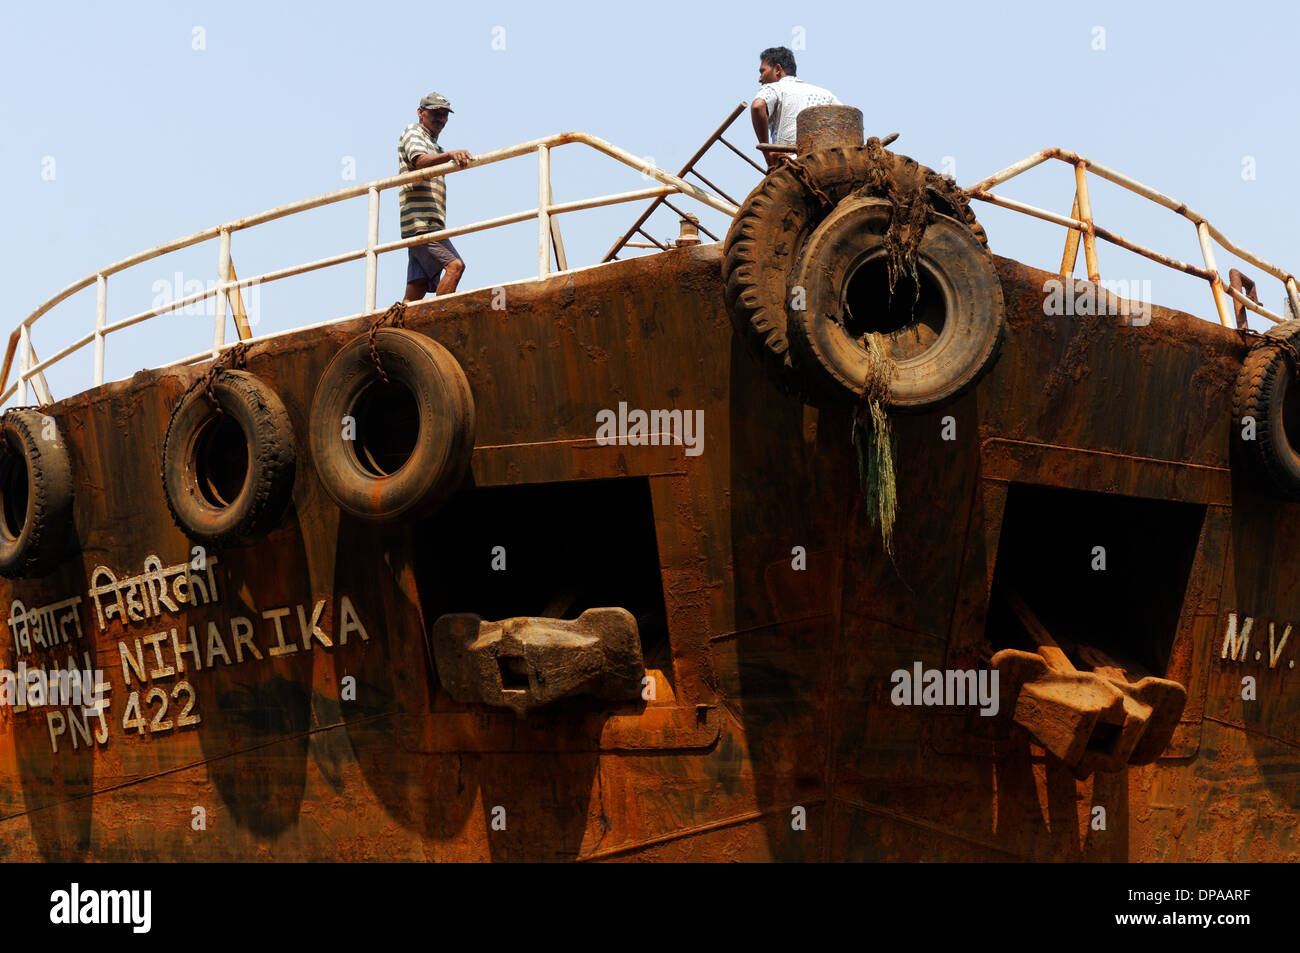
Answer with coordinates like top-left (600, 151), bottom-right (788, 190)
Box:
top-left (754, 76), bottom-right (842, 146)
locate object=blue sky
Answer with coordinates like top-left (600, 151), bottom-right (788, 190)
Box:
top-left (2, 0), bottom-right (1297, 401)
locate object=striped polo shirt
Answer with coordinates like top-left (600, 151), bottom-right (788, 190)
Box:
top-left (397, 122), bottom-right (447, 238)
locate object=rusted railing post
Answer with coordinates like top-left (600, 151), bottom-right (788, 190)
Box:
top-left (546, 162), bottom-right (567, 272)
top-left (1073, 161), bottom-right (1100, 283)
top-left (1196, 221), bottom-right (1233, 327)
top-left (1060, 191), bottom-right (1082, 278)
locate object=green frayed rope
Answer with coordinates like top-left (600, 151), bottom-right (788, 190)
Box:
top-left (852, 333), bottom-right (897, 557)
top-left (842, 139), bottom-right (939, 558)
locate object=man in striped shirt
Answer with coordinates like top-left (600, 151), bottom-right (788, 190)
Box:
top-left (399, 92), bottom-right (473, 302)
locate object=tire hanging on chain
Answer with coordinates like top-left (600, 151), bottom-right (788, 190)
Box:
top-left (161, 344), bottom-right (297, 547)
top-left (309, 303), bottom-right (475, 522)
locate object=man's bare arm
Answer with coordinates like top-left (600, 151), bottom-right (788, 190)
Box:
top-left (751, 99), bottom-right (786, 169)
top-left (412, 149), bottom-right (474, 169)
top-left (750, 98), bottom-right (769, 145)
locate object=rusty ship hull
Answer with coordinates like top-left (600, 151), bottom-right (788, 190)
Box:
top-left (0, 238), bottom-right (1292, 863)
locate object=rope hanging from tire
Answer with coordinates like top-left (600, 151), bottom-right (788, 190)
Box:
top-left (724, 138), bottom-right (1006, 557)
top-left (853, 137), bottom-right (935, 307)
top-left (783, 157), bottom-right (834, 210)
top-left (852, 335), bottom-right (897, 557)
top-left (843, 139), bottom-right (938, 557)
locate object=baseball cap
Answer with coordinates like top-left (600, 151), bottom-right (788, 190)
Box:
top-left (419, 92), bottom-right (454, 113)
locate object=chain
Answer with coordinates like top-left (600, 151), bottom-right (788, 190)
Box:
top-left (191, 341), bottom-right (252, 416)
top-left (783, 157), bottom-right (834, 211)
top-left (367, 301), bottom-right (408, 384)
top-left (0, 401), bottom-right (49, 457)
top-left (1243, 327), bottom-right (1300, 375)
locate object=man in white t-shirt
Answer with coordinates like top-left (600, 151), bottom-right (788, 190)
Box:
top-left (750, 46), bottom-right (841, 168)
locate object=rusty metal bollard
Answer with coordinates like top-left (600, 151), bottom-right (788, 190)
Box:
top-left (674, 214), bottom-right (702, 247)
top-left (795, 104), bottom-right (864, 154)
top-left (431, 607), bottom-right (646, 716)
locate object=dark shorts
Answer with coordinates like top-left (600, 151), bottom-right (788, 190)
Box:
top-left (406, 238), bottom-right (463, 285)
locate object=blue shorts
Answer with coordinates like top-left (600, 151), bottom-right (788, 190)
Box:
top-left (406, 238), bottom-right (463, 285)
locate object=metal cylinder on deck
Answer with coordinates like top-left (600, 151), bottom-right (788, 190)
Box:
top-left (796, 105), bottom-right (864, 155)
top-left (675, 214), bottom-right (701, 247)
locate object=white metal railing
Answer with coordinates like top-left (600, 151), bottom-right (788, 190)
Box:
top-left (14, 137), bottom-right (1292, 409)
top-left (966, 147), bottom-right (1300, 329)
top-left (2, 131), bottom-right (739, 407)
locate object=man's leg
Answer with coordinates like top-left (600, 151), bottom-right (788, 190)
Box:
top-left (405, 246), bottom-right (432, 302)
top-left (406, 239), bottom-right (464, 300)
top-left (435, 258), bottom-right (464, 295)
top-left (428, 239), bottom-right (465, 296)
